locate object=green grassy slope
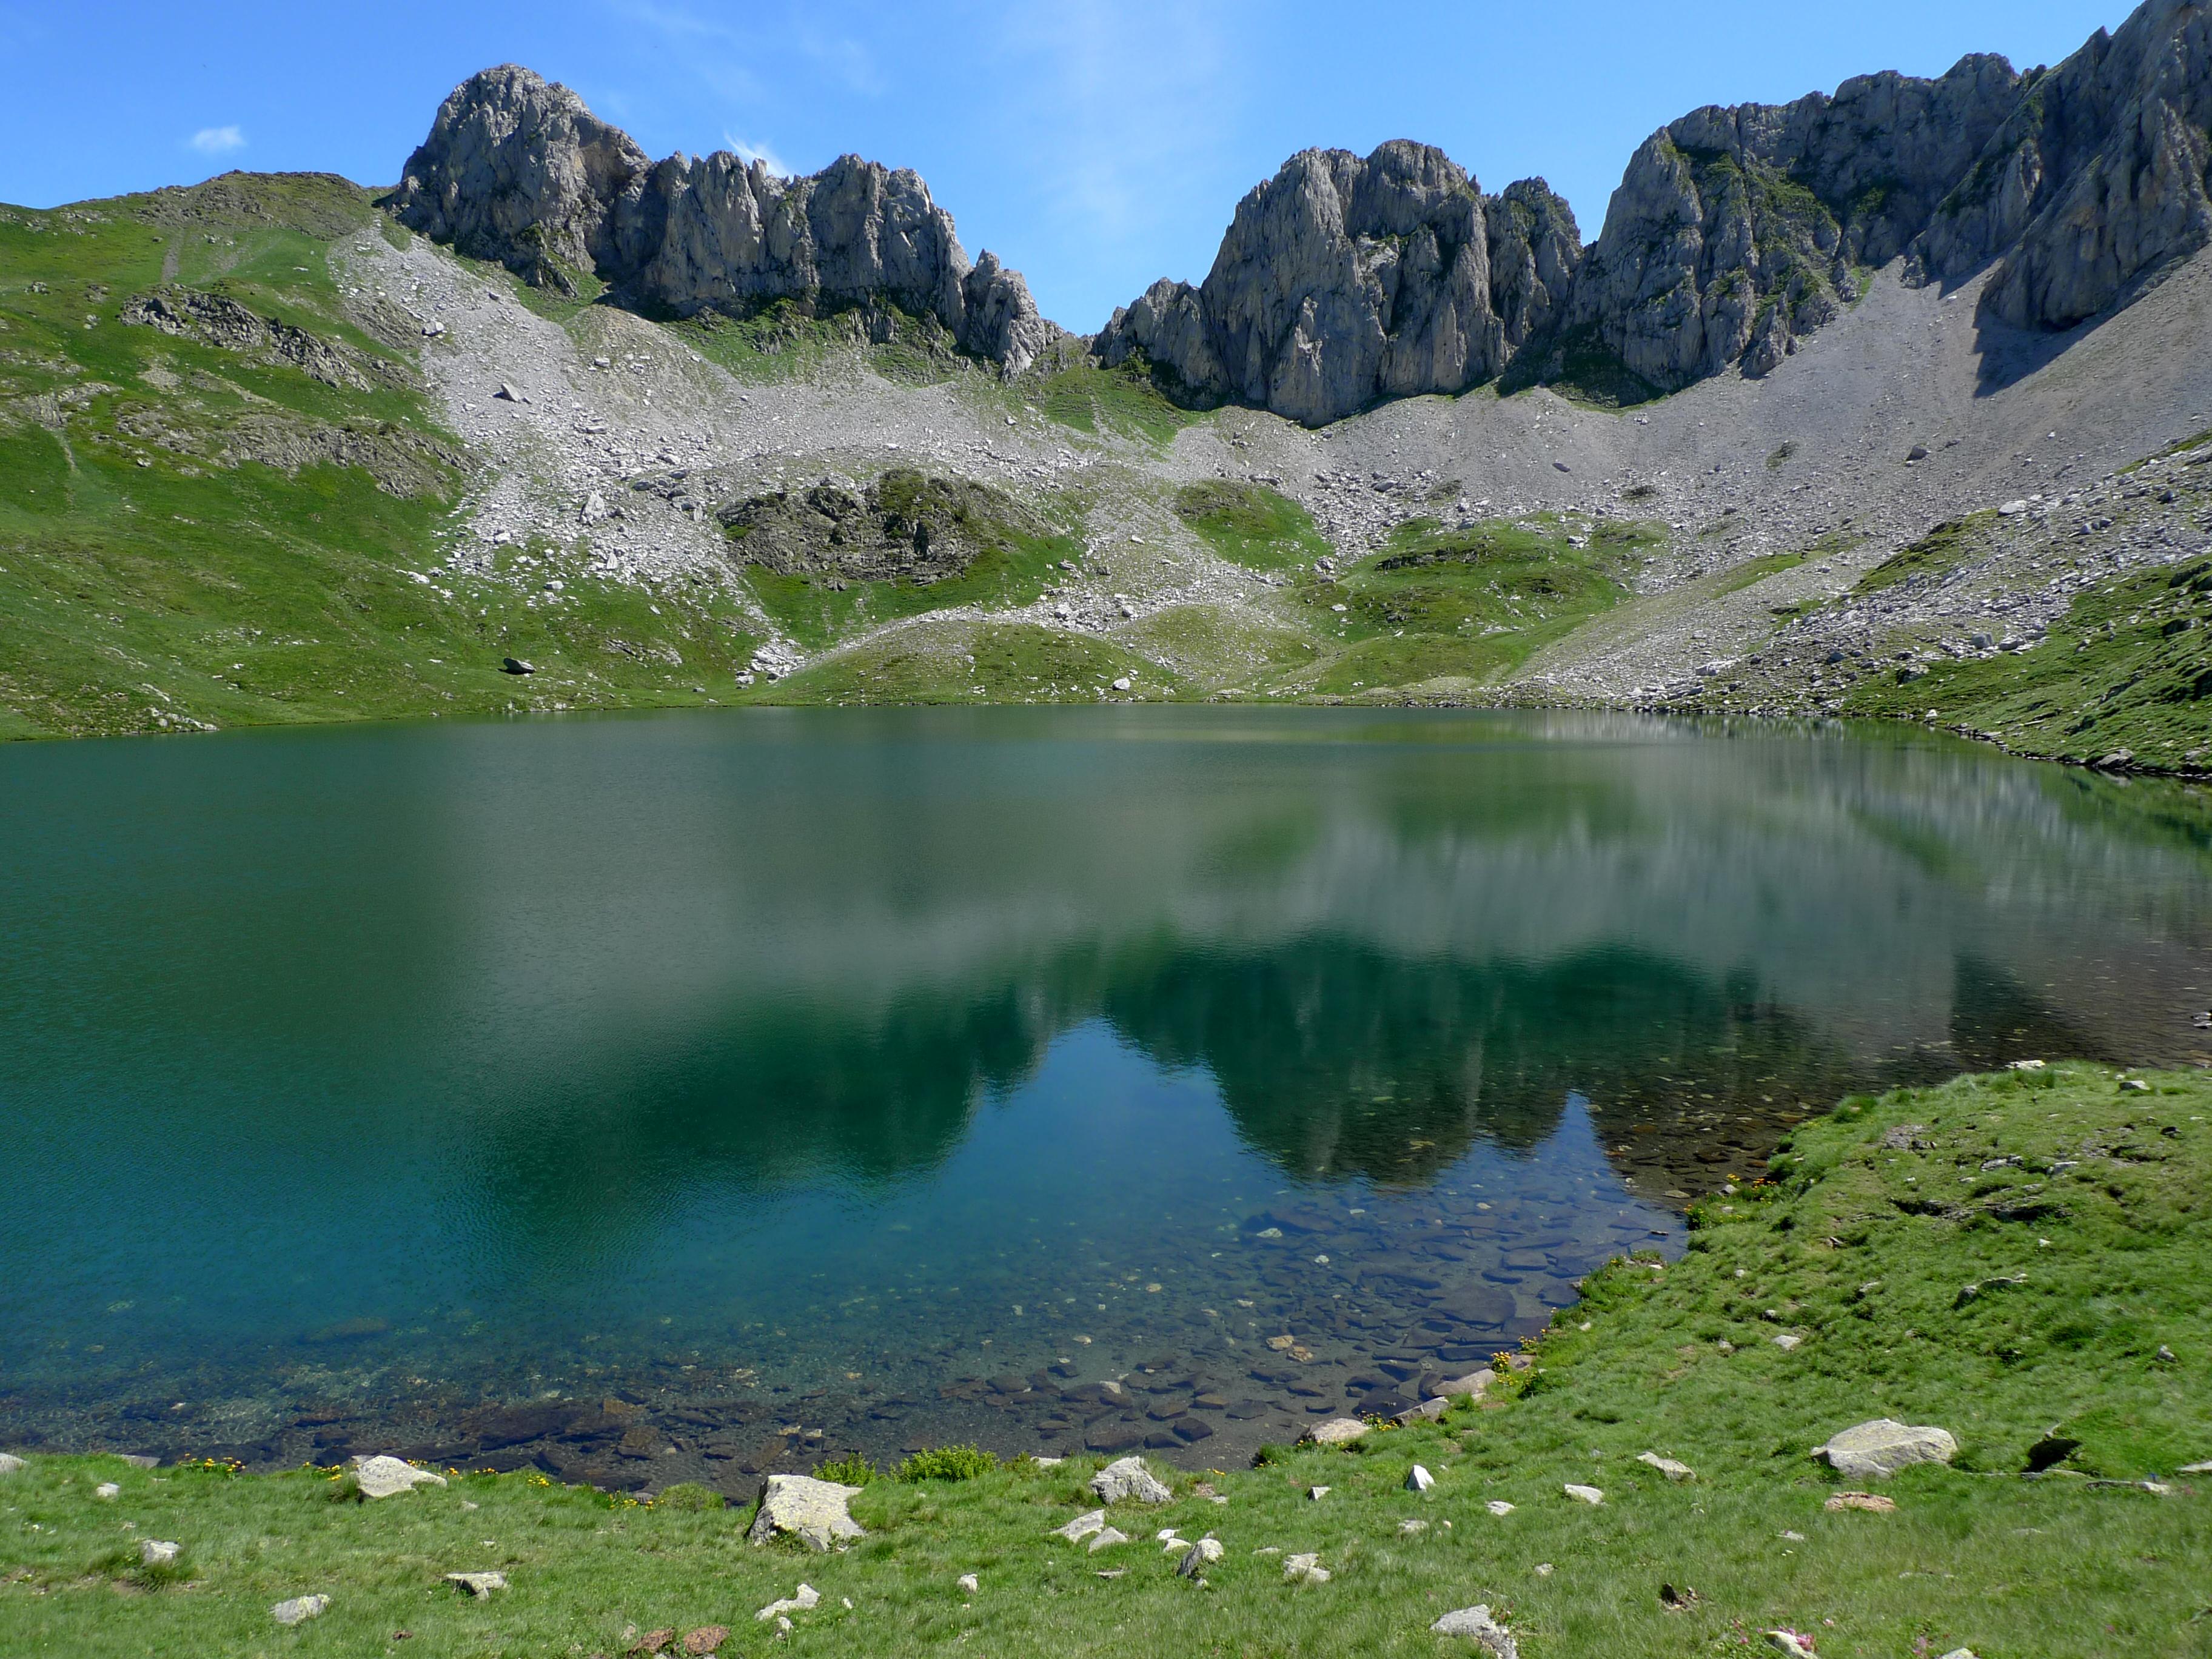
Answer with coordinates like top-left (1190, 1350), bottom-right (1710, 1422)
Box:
top-left (0, 176), bottom-right (765, 739)
top-left (5, 1063), bottom-right (2204, 1657)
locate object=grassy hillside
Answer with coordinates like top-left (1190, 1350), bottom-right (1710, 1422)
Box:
top-left (5, 1062), bottom-right (2204, 1657)
top-left (0, 175), bottom-right (763, 739)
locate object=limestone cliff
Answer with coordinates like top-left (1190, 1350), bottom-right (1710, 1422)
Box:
top-left (392, 67), bottom-right (1059, 375)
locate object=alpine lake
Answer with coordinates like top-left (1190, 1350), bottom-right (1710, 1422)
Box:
top-left (5, 707), bottom-right (2210, 1488)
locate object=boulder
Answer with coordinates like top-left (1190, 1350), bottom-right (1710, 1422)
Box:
top-left (271, 1595), bottom-right (330, 1626)
top-left (1432, 1604), bottom-right (1518, 1655)
top-left (1089, 1456), bottom-right (1171, 1505)
top-left (747, 1473), bottom-right (865, 1551)
top-left (1813, 1419), bottom-right (1957, 1481)
top-left (355, 1455), bottom-right (447, 1500)
top-left (1304, 1418), bottom-right (1369, 1447)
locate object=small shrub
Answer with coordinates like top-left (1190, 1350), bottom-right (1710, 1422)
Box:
top-left (814, 1453), bottom-right (876, 1486)
top-left (896, 1445), bottom-right (999, 1483)
top-left (1250, 1443), bottom-right (1286, 1467)
top-left (654, 1482), bottom-right (725, 1510)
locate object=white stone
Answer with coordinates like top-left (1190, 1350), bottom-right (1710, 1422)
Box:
top-left (1564, 1483), bottom-right (1604, 1504)
top-left (271, 1595), bottom-right (330, 1626)
top-left (446, 1572), bottom-right (506, 1596)
top-left (1432, 1604), bottom-right (1518, 1655)
top-left (1406, 1464), bottom-right (1435, 1492)
top-left (140, 1540), bottom-right (181, 1566)
top-left (1052, 1508), bottom-right (1107, 1543)
top-left (1772, 1333), bottom-right (1803, 1352)
top-left (1813, 1419), bottom-right (1957, 1481)
top-left (1283, 1552), bottom-right (1330, 1584)
top-left (0, 1454), bottom-right (23, 1476)
top-left (1305, 1418), bottom-right (1369, 1447)
top-left (1637, 1452), bottom-right (1695, 1481)
top-left (95, 1482), bottom-right (120, 1500)
top-left (1399, 1518), bottom-right (1428, 1534)
top-left (1766, 1632), bottom-right (1817, 1657)
top-left (756, 1583), bottom-right (820, 1621)
top-left (1090, 1456), bottom-right (1171, 1504)
top-left (355, 1455), bottom-right (448, 1499)
top-left (957, 1573), bottom-right (979, 1594)
top-left (1486, 1500), bottom-right (1515, 1516)
top-left (1307, 1485), bottom-right (1330, 1500)
top-left (748, 1473), bottom-right (865, 1550)
top-left (1177, 1536), bottom-right (1224, 1577)
top-left (1087, 1526), bottom-right (1130, 1552)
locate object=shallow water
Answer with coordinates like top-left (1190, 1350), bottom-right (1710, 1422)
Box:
top-left (4, 707), bottom-right (2209, 1481)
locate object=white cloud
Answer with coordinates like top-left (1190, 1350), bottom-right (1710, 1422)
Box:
top-left (722, 131), bottom-right (794, 178)
top-left (189, 126), bottom-right (246, 156)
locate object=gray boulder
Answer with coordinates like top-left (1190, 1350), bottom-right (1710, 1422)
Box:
top-left (394, 67), bottom-right (1058, 373)
top-left (1814, 1418), bottom-right (1959, 1480)
top-left (747, 1473), bottom-right (865, 1551)
top-left (1433, 1604), bottom-right (1518, 1656)
top-left (271, 1595), bottom-right (330, 1626)
top-left (1089, 1456), bottom-right (1171, 1505)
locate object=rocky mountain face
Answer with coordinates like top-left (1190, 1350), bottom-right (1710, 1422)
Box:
top-left (1102, 0), bottom-right (2212, 423)
top-left (1094, 144), bottom-right (1581, 427)
top-left (392, 66), bottom-right (1061, 375)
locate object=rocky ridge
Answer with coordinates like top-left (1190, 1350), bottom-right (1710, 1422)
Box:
top-left (392, 66), bottom-right (1061, 377)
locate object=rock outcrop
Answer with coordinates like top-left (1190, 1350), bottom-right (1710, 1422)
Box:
top-left (1095, 142), bottom-right (1581, 425)
top-left (1101, 0), bottom-right (2212, 419)
top-left (393, 66), bottom-right (1058, 375)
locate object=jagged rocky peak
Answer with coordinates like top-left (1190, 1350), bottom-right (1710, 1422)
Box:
top-left (1096, 140), bottom-right (1581, 426)
top-left (1561, 52), bottom-right (2025, 394)
top-left (392, 65), bottom-right (1060, 375)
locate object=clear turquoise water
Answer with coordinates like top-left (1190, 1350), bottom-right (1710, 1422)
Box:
top-left (4, 707), bottom-right (2208, 1480)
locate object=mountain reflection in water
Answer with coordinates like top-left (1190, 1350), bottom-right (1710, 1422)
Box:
top-left (3, 707), bottom-right (2209, 1474)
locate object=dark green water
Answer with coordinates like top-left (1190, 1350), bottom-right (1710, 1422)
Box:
top-left (4, 708), bottom-right (2210, 1483)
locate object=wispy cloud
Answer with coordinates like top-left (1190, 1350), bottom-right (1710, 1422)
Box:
top-left (189, 125), bottom-right (246, 156)
top-left (722, 130), bottom-right (793, 176)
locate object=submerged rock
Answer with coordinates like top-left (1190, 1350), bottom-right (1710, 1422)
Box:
top-left (747, 1473), bottom-right (865, 1551)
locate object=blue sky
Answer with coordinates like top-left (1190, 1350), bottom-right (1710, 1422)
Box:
top-left (2, 1), bottom-right (2135, 332)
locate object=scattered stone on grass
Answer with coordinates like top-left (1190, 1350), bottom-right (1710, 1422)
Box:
top-left (2180, 1460), bottom-right (2212, 1474)
top-left (446, 1572), bottom-right (507, 1597)
top-left (1765, 1631), bottom-right (1817, 1657)
top-left (1533, 1563), bottom-right (1553, 1577)
top-left (0, 1454), bottom-right (22, 1476)
top-left (1305, 1418), bottom-right (1368, 1447)
top-left (1432, 1604), bottom-right (1517, 1655)
top-left (1772, 1333), bottom-right (1803, 1352)
top-left (957, 1573), bottom-right (979, 1594)
top-left (683, 1626), bottom-right (728, 1656)
top-left (1814, 1419), bottom-right (1957, 1480)
top-left (1406, 1464), bottom-right (1436, 1492)
top-left (1087, 1527), bottom-right (1130, 1552)
top-left (1486, 1500), bottom-right (1515, 1516)
top-left (1660, 1581), bottom-right (1701, 1610)
top-left (1433, 1369), bottom-right (1495, 1399)
top-left (754, 1584), bottom-right (819, 1622)
top-left (1178, 1536), bottom-right (1224, 1577)
top-left (1937, 1649), bottom-right (1979, 1659)
top-left (272, 1595), bottom-right (330, 1626)
top-left (95, 1482), bottom-right (119, 1500)
top-left (1396, 1396), bottom-right (1450, 1424)
top-left (748, 1473), bottom-right (865, 1550)
top-left (1826, 1491), bottom-right (1897, 1513)
top-left (632, 1628), bottom-right (677, 1654)
top-left (355, 1455), bottom-right (448, 1499)
top-left (1564, 1483), bottom-right (1604, 1504)
top-left (139, 1540), bottom-right (181, 1566)
top-left (1284, 1552), bottom-right (1330, 1584)
top-left (1637, 1452), bottom-right (1695, 1481)
top-left (1399, 1518), bottom-right (1428, 1534)
top-left (1090, 1456), bottom-right (1171, 1504)
top-left (1053, 1508), bottom-right (1107, 1543)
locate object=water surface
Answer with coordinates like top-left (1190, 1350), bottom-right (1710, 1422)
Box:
top-left (4, 708), bottom-right (2208, 1480)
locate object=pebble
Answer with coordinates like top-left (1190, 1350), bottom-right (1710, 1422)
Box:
top-left (271, 1594), bottom-right (330, 1626)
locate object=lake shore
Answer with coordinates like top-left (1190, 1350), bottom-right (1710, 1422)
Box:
top-left (7, 1062), bottom-right (2206, 1657)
